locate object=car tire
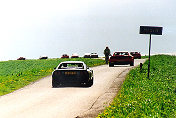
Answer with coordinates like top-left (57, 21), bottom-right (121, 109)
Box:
top-left (52, 84), bottom-right (57, 88)
top-left (85, 78), bottom-right (93, 87)
top-left (109, 63), bottom-right (114, 67)
top-left (130, 62), bottom-right (134, 66)
top-left (52, 81), bottom-right (59, 88)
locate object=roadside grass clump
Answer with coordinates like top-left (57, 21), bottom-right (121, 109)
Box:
top-left (0, 58), bottom-right (105, 96)
top-left (97, 55), bottom-right (176, 118)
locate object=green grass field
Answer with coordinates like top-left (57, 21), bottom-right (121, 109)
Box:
top-left (0, 58), bottom-right (105, 96)
top-left (97, 55), bottom-right (176, 118)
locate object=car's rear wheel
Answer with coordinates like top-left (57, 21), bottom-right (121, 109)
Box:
top-left (109, 63), bottom-right (114, 67)
top-left (85, 78), bottom-right (93, 87)
top-left (52, 81), bottom-right (61, 88)
top-left (130, 62), bottom-right (134, 66)
top-left (52, 83), bottom-right (58, 88)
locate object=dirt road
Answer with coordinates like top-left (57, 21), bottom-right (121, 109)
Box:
top-left (0, 59), bottom-right (146, 118)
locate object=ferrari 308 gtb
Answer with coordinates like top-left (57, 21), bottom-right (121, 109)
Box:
top-left (52, 61), bottom-right (93, 87)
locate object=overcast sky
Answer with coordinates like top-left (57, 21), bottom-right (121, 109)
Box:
top-left (0, 0), bottom-right (176, 60)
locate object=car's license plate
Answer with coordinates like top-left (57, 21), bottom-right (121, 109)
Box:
top-left (65, 72), bottom-right (76, 75)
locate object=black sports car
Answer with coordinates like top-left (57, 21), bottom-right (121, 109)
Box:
top-left (83, 53), bottom-right (91, 58)
top-left (39, 55), bottom-right (48, 59)
top-left (52, 61), bottom-right (93, 87)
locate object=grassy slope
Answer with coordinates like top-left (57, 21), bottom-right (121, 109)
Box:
top-left (0, 58), bottom-right (105, 96)
top-left (98, 55), bottom-right (176, 118)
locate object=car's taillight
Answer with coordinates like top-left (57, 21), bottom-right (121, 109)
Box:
top-left (80, 71), bottom-right (87, 76)
top-left (54, 71), bottom-right (60, 75)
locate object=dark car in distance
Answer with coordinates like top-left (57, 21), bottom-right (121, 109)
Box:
top-left (90, 53), bottom-right (98, 58)
top-left (39, 55), bottom-right (48, 59)
top-left (52, 61), bottom-right (93, 87)
top-left (17, 57), bottom-right (26, 60)
top-left (109, 52), bottom-right (134, 67)
top-left (71, 53), bottom-right (79, 58)
top-left (130, 52), bottom-right (141, 59)
top-left (83, 53), bottom-right (91, 58)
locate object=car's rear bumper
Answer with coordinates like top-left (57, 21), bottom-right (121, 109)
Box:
top-left (52, 70), bottom-right (92, 87)
top-left (109, 61), bottom-right (132, 65)
top-left (109, 59), bottom-right (134, 65)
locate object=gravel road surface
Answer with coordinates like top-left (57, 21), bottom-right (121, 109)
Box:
top-left (0, 59), bottom-right (146, 118)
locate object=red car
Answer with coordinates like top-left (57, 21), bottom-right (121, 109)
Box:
top-left (109, 52), bottom-right (134, 67)
top-left (61, 54), bottom-right (69, 58)
top-left (130, 52), bottom-right (141, 59)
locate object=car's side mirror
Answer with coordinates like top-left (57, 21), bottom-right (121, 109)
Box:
top-left (54, 67), bottom-right (56, 69)
top-left (87, 67), bottom-right (89, 69)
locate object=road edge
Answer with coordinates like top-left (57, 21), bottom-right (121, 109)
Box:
top-left (75, 67), bottom-right (133, 118)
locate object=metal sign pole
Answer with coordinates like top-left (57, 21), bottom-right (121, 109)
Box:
top-left (148, 34), bottom-right (152, 79)
top-left (139, 26), bottom-right (163, 79)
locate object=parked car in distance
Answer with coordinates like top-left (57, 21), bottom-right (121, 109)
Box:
top-left (71, 53), bottom-right (79, 58)
top-left (61, 54), bottom-right (69, 58)
top-left (109, 52), bottom-right (134, 67)
top-left (17, 57), bottom-right (26, 60)
top-left (130, 52), bottom-right (141, 59)
top-left (90, 53), bottom-right (98, 58)
top-left (52, 61), bottom-right (94, 87)
top-left (83, 53), bottom-right (91, 58)
top-left (39, 55), bottom-right (48, 59)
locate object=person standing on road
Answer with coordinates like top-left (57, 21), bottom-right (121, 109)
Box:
top-left (104, 46), bottom-right (111, 64)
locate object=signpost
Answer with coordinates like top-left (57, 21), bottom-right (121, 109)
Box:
top-left (140, 26), bottom-right (163, 79)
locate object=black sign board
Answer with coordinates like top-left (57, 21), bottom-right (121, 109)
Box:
top-left (140, 26), bottom-right (163, 35)
top-left (139, 25), bottom-right (163, 79)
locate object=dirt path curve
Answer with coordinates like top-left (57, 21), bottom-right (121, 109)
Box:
top-left (0, 59), bottom-right (146, 118)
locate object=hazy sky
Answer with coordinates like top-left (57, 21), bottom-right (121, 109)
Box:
top-left (0, 0), bottom-right (176, 60)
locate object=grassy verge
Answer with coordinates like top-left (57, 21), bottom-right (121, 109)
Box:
top-left (0, 58), bottom-right (105, 96)
top-left (141, 55), bottom-right (149, 59)
top-left (97, 55), bottom-right (176, 117)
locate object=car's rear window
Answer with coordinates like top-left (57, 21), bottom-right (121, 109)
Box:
top-left (58, 63), bottom-right (84, 69)
top-left (114, 52), bottom-right (129, 56)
